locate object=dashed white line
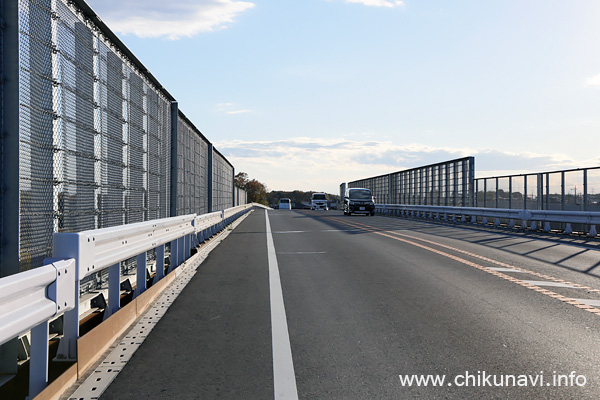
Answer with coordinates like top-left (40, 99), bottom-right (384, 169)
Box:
top-left (265, 210), bottom-right (299, 400)
top-left (278, 251), bottom-right (327, 255)
top-left (522, 280), bottom-right (576, 288)
top-left (486, 267), bottom-right (526, 273)
top-left (572, 299), bottom-right (600, 307)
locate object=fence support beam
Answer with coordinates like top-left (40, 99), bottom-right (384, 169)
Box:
top-left (170, 102), bottom-right (179, 217)
top-left (0, 0), bottom-right (21, 381)
top-left (208, 143), bottom-right (214, 213)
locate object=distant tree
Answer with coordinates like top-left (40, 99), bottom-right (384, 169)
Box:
top-left (235, 172), bottom-right (248, 189)
top-left (235, 171), bottom-right (268, 205)
top-left (246, 179), bottom-right (268, 205)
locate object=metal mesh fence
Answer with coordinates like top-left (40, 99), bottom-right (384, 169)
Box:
top-left (0, 0), bottom-right (3, 271)
top-left (235, 186), bottom-right (247, 206)
top-left (212, 151), bottom-right (234, 211)
top-left (348, 157), bottom-right (475, 207)
top-left (474, 167), bottom-right (600, 212)
top-left (1, 0), bottom-right (244, 275)
top-left (177, 114), bottom-right (209, 215)
top-left (16, 0), bottom-right (173, 271)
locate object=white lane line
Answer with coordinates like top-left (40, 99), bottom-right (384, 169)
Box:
top-left (522, 280), bottom-right (576, 288)
top-left (265, 210), bottom-right (299, 400)
top-left (274, 229), bottom-right (361, 234)
top-left (572, 299), bottom-right (600, 307)
top-left (486, 267), bottom-right (527, 273)
top-left (278, 251), bottom-right (327, 255)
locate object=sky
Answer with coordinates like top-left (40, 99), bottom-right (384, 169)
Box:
top-left (87, 0), bottom-right (600, 194)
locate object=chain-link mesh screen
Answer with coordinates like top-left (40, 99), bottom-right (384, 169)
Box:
top-left (212, 151), bottom-right (233, 211)
top-left (0, 0), bottom-right (3, 270)
top-left (18, 0), bottom-right (55, 271)
top-left (17, 0), bottom-right (171, 271)
top-left (349, 157), bottom-right (475, 208)
top-left (177, 116), bottom-right (209, 215)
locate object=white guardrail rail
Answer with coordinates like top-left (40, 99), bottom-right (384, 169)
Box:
top-left (0, 204), bottom-right (253, 398)
top-left (375, 204), bottom-right (600, 237)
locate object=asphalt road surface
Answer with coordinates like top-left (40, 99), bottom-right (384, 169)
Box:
top-left (100, 208), bottom-right (600, 399)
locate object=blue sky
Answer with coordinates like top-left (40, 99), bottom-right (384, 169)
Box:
top-left (88, 0), bottom-right (600, 193)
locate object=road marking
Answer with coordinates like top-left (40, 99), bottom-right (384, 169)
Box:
top-left (265, 210), bottom-right (299, 400)
top-left (486, 267), bottom-right (526, 273)
top-left (522, 280), bottom-right (576, 288)
top-left (329, 216), bottom-right (600, 317)
top-left (573, 299), bottom-right (600, 307)
top-left (278, 251), bottom-right (327, 255)
top-left (274, 229), bottom-right (361, 234)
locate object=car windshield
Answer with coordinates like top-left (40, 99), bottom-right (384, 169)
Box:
top-left (313, 194), bottom-right (326, 200)
top-left (349, 190), bottom-right (372, 200)
top-left (280, 199), bottom-right (290, 203)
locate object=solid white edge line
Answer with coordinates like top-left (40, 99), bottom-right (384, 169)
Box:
top-left (266, 210), bottom-right (299, 400)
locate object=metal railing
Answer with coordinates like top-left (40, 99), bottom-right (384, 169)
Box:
top-left (375, 204), bottom-right (600, 237)
top-left (474, 167), bottom-right (600, 212)
top-left (0, 0), bottom-right (246, 279)
top-left (345, 157), bottom-right (475, 207)
top-left (0, 204), bottom-right (253, 398)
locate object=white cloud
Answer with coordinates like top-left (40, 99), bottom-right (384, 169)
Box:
top-left (216, 102), bottom-right (253, 114)
top-left (585, 73), bottom-right (600, 87)
top-left (344, 0), bottom-right (404, 8)
top-left (213, 137), bottom-right (578, 193)
top-left (87, 0), bottom-right (255, 39)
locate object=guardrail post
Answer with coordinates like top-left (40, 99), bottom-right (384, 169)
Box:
top-left (169, 239), bottom-right (178, 272)
top-left (565, 223), bottom-right (573, 234)
top-left (544, 222), bottom-right (551, 232)
top-left (590, 225), bottom-right (598, 237)
top-left (107, 263), bottom-right (120, 317)
top-left (530, 221), bottom-right (537, 231)
top-left (156, 245), bottom-right (165, 280)
top-left (29, 321), bottom-right (50, 398)
top-left (508, 219), bottom-right (515, 229)
top-left (185, 233), bottom-right (192, 258)
top-left (178, 236), bottom-right (185, 266)
top-left (136, 252), bottom-right (147, 296)
top-left (52, 241), bottom-right (84, 362)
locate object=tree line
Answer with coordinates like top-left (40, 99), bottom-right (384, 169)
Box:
top-left (235, 172), bottom-right (338, 208)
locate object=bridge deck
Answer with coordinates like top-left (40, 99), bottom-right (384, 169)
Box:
top-left (68, 208), bottom-right (600, 399)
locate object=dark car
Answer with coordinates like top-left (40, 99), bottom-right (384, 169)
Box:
top-left (343, 188), bottom-right (375, 216)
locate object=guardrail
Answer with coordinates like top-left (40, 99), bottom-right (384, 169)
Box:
top-left (0, 204), bottom-right (253, 399)
top-left (375, 204), bottom-right (600, 237)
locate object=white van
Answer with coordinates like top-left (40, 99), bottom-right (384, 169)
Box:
top-left (278, 198), bottom-right (292, 210)
top-left (310, 193), bottom-right (328, 210)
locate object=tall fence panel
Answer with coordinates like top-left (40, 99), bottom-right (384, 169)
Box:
top-left (212, 150), bottom-right (234, 211)
top-left (177, 113), bottom-right (209, 216)
top-left (1, 0), bottom-right (249, 395)
top-left (13, 0), bottom-right (175, 272)
top-left (0, 0), bottom-right (244, 279)
top-left (347, 157), bottom-right (475, 208)
top-left (474, 167), bottom-right (600, 212)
